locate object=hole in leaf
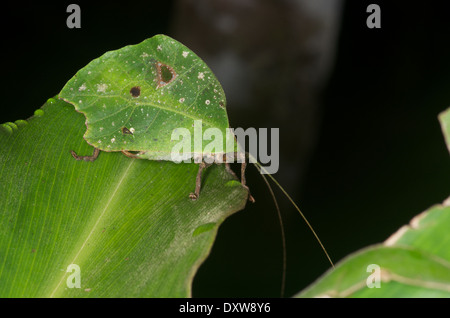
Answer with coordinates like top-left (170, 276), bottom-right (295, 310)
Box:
top-left (156, 62), bottom-right (177, 88)
top-left (160, 65), bottom-right (173, 83)
top-left (121, 127), bottom-right (133, 135)
top-left (130, 86), bottom-right (141, 97)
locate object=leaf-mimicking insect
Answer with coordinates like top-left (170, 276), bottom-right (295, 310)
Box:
top-left (59, 34), bottom-right (252, 201)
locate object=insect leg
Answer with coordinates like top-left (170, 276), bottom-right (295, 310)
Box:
top-left (224, 162), bottom-right (238, 179)
top-left (189, 161), bottom-right (208, 201)
top-left (223, 153), bottom-right (239, 179)
top-left (241, 160), bottom-right (255, 203)
top-left (70, 147), bottom-right (100, 162)
top-left (121, 150), bottom-right (140, 159)
top-left (241, 160), bottom-right (247, 187)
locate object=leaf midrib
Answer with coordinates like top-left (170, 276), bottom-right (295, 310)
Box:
top-left (48, 158), bottom-right (136, 297)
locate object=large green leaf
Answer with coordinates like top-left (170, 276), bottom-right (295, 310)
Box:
top-left (296, 108), bottom-right (450, 297)
top-left (0, 98), bottom-right (248, 297)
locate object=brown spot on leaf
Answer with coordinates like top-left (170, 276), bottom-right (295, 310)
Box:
top-left (156, 62), bottom-right (177, 89)
top-left (121, 127), bottom-right (133, 135)
top-left (130, 86), bottom-right (141, 97)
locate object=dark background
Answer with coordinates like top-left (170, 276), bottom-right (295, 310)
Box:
top-left (2, 1), bottom-right (449, 297)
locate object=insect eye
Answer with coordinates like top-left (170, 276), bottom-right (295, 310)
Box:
top-left (130, 86), bottom-right (141, 97)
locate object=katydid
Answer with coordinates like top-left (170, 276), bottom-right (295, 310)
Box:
top-left (58, 34), bottom-right (334, 296)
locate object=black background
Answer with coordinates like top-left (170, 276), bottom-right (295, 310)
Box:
top-left (1, 1), bottom-right (449, 298)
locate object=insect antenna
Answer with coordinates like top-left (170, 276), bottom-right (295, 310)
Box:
top-left (252, 160), bottom-right (335, 270)
top-left (257, 169), bottom-right (287, 298)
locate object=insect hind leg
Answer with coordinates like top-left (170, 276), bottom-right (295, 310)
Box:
top-left (224, 153), bottom-right (255, 203)
top-left (241, 160), bottom-right (255, 203)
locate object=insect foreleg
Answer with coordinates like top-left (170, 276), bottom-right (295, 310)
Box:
top-left (189, 161), bottom-right (210, 201)
top-left (70, 147), bottom-right (100, 162)
top-left (121, 150), bottom-right (140, 159)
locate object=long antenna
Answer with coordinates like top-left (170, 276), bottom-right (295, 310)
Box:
top-left (257, 169), bottom-right (286, 298)
top-left (253, 161), bottom-right (335, 269)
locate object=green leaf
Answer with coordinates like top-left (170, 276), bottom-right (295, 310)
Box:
top-left (439, 107), bottom-right (450, 154)
top-left (0, 98), bottom-right (248, 297)
top-left (296, 201), bottom-right (450, 297)
top-left (59, 34), bottom-right (235, 161)
top-left (296, 109), bottom-right (450, 298)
